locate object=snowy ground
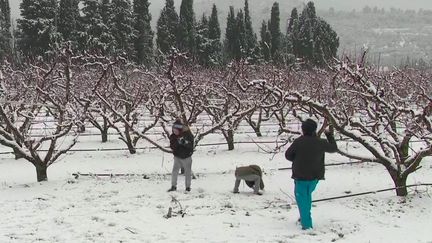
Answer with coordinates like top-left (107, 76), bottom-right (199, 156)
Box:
top-left (1, 133), bottom-right (432, 243)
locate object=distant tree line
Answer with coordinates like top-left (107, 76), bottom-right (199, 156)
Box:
top-left (0, 0), bottom-right (339, 67)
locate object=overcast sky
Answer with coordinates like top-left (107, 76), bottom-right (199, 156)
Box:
top-left (313, 0), bottom-right (432, 10)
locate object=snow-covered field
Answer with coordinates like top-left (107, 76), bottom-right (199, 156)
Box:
top-left (1, 131), bottom-right (432, 243)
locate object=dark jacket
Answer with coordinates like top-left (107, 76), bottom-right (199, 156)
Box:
top-left (285, 133), bottom-right (337, 180)
top-left (170, 129), bottom-right (194, 159)
top-left (235, 165), bottom-right (265, 190)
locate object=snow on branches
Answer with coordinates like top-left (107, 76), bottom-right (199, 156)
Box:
top-left (238, 56), bottom-right (432, 196)
top-left (0, 47), bottom-right (88, 181)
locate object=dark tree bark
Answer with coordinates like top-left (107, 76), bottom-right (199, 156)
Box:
top-left (36, 164), bottom-right (48, 182)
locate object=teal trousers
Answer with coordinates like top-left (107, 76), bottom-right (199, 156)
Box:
top-left (294, 179), bottom-right (319, 230)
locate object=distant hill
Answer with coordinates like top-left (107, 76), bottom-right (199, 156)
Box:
top-left (313, 0), bottom-right (432, 11)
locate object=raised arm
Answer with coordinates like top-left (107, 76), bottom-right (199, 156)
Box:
top-left (323, 132), bottom-right (338, 153)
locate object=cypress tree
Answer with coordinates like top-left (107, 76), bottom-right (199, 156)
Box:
top-left (133, 0), bottom-right (154, 66)
top-left (96, 0), bottom-right (117, 55)
top-left (313, 19), bottom-right (339, 65)
top-left (111, 0), bottom-right (135, 58)
top-left (156, 0), bottom-right (179, 54)
top-left (296, 1), bottom-right (339, 65)
top-left (244, 0), bottom-right (257, 58)
top-left (269, 2), bottom-right (281, 62)
top-left (0, 0), bottom-right (11, 60)
top-left (234, 10), bottom-right (246, 60)
top-left (224, 6), bottom-right (236, 61)
top-left (287, 7), bottom-right (298, 33)
top-left (0, 0), bottom-right (10, 30)
top-left (260, 20), bottom-right (271, 61)
top-left (58, 0), bottom-right (80, 43)
top-left (297, 1), bottom-right (317, 63)
top-left (101, 0), bottom-right (112, 25)
top-left (207, 4), bottom-right (221, 65)
top-left (208, 4), bottom-right (221, 41)
top-left (17, 0), bottom-right (59, 57)
top-left (195, 14), bottom-right (209, 65)
top-left (79, 0), bottom-right (116, 55)
top-left (178, 0), bottom-right (196, 57)
top-left (303, 1), bottom-right (317, 19)
top-left (100, 0), bottom-right (116, 54)
top-left (287, 7), bottom-right (299, 56)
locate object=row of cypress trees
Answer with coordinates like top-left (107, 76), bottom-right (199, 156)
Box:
top-left (0, 0), bottom-right (339, 67)
top-left (157, 0), bottom-right (339, 66)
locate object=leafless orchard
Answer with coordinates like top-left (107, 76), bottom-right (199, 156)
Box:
top-left (1, 49), bottom-right (431, 196)
top-left (238, 54), bottom-right (432, 196)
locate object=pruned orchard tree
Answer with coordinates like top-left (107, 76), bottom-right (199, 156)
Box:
top-left (271, 68), bottom-right (332, 136)
top-left (0, 47), bottom-right (86, 182)
top-left (321, 58), bottom-right (432, 196)
top-left (96, 60), bottom-right (163, 154)
top-left (237, 65), bottom-right (274, 138)
top-left (240, 65), bottom-right (299, 137)
top-left (239, 55), bottom-right (432, 196)
top-left (244, 106), bottom-right (272, 137)
top-left (201, 61), bottom-right (259, 150)
top-left (158, 52), bottom-right (248, 149)
top-left (0, 61), bottom-right (38, 160)
top-left (161, 52), bottom-right (205, 126)
top-left (71, 55), bottom-right (116, 142)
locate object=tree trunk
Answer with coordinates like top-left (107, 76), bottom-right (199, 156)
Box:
top-left (253, 127), bottom-right (262, 137)
top-left (78, 124), bottom-right (86, 133)
top-left (248, 120), bottom-right (262, 137)
top-left (387, 165), bottom-right (408, 196)
top-left (35, 164), bottom-right (48, 182)
top-left (278, 127), bottom-right (284, 135)
top-left (391, 174), bottom-right (408, 196)
top-left (127, 143), bottom-right (136, 154)
top-left (13, 148), bottom-right (24, 160)
top-left (101, 129), bottom-right (108, 143)
top-left (224, 129), bottom-right (235, 151)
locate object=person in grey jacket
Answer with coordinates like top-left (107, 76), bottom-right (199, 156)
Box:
top-left (285, 119), bottom-right (338, 230)
top-left (233, 165), bottom-right (265, 195)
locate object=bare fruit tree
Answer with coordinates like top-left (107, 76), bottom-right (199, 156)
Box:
top-left (96, 62), bottom-right (163, 154)
top-left (0, 48), bottom-right (86, 182)
top-left (200, 62), bottom-right (260, 150)
top-left (163, 53), bottom-right (205, 125)
top-left (240, 56), bottom-right (432, 196)
top-left (0, 62), bottom-right (37, 160)
top-left (158, 53), bottom-right (250, 149)
top-left (321, 59), bottom-right (432, 196)
top-left (71, 55), bottom-right (114, 142)
top-left (241, 65), bottom-right (300, 137)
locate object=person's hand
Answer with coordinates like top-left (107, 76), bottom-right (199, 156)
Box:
top-left (324, 125), bottom-right (334, 136)
top-left (178, 137), bottom-right (189, 145)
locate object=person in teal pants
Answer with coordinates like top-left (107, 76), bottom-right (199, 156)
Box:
top-left (285, 119), bottom-right (338, 230)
